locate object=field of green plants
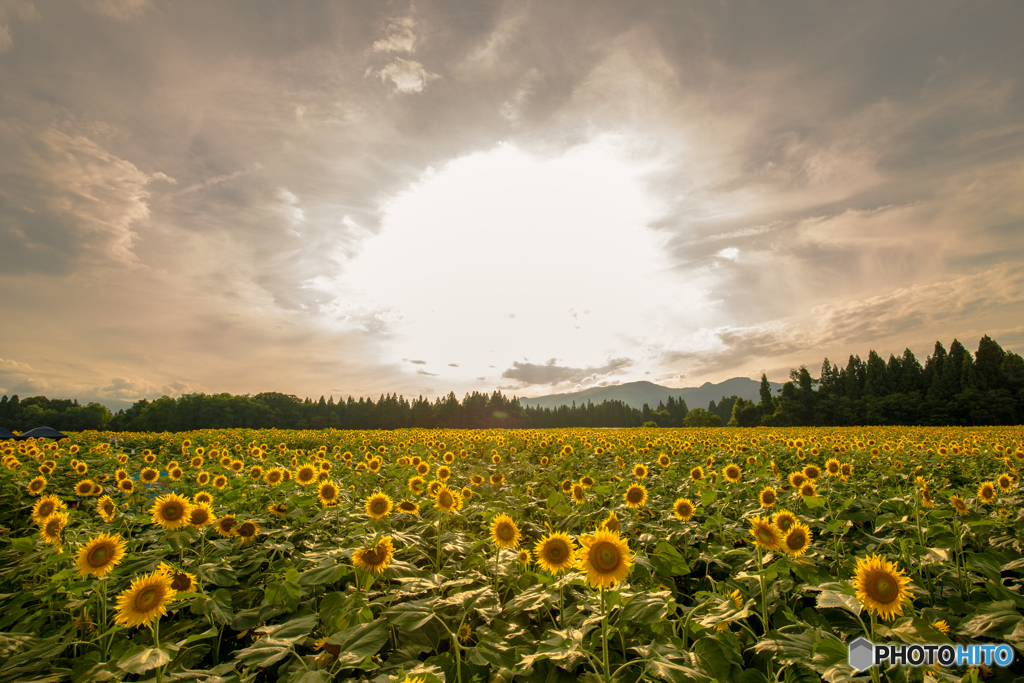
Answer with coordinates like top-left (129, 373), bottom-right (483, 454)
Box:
top-left (1, 427), bottom-right (1022, 683)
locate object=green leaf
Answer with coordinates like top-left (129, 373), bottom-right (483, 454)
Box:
top-left (197, 563), bottom-right (237, 586)
top-left (802, 495), bottom-right (826, 509)
top-left (116, 646), bottom-right (172, 674)
top-left (386, 597), bottom-right (438, 630)
top-left (9, 537), bottom-right (36, 553)
top-left (815, 590), bottom-right (862, 616)
top-left (326, 618), bottom-right (390, 667)
top-left (622, 590), bottom-right (674, 624)
top-left (700, 489), bottom-right (716, 507)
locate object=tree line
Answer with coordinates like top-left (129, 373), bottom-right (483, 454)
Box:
top-left (1, 335), bottom-right (1021, 432)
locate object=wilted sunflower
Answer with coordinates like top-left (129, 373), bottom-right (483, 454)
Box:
top-left (690, 466), bottom-right (704, 482)
top-left (366, 492), bottom-right (393, 520)
top-left (74, 480), bottom-right (97, 497)
top-left (782, 521), bottom-right (812, 557)
top-left (215, 515), bottom-right (239, 537)
top-left (236, 521), bottom-right (259, 544)
top-left (977, 481), bottom-right (996, 504)
top-left (97, 495), bottom-right (116, 522)
top-left (724, 464), bottom-right (742, 483)
top-left (533, 532), bottom-right (577, 575)
top-left (150, 493), bottom-right (191, 530)
top-left (342, 530), bottom-right (390, 575)
top-left (267, 502), bottom-right (288, 516)
top-left (295, 464), bottom-right (318, 486)
top-left (602, 510), bottom-right (621, 534)
top-left (748, 516), bottom-right (782, 551)
top-left (490, 514), bottom-right (521, 549)
top-left (799, 481), bottom-right (817, 497)
top-left (944, 492), bottom-right (970, 515)
top-left (624, 483), bottom-right (648, 509)
top-left (632, 464), bottom-right (648, 479)
top-left (31, 494), bottom-right (65, 525)
top-left (114, 571), bottom-right (176, 628)
top-left (27, 476), bottom-right (46, 496)
top-left (397, 500), bottom-right (420, 515)
top-left (140, 468), bottom-right (159, 485)
top-left (578, 529), bottom-right (632, 589)
top-left (759, 487), bottom-right (778, 508)
top-left (571, 484), bottom-right (586, 505)
top-left (40, 511), bottom-right (69, 547)
top-left (188, 502), bottom-right (216, 528)
top-left (434, 484), bottom-right (463, 514)
top-left (853, 554), bottom-right (912, 620)
top-left (673, 498), bottom-right (695, 521)
top-left (75, 533), bottom-right (127, 578)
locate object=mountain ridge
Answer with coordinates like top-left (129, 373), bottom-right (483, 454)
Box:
top-left (517, 377), bottom-right (784, 411)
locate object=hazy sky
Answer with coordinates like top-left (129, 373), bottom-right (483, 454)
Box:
top-left (2, 0), bottom-right (1023, 410)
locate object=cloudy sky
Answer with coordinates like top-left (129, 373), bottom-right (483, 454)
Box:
top-left (1, 0), bottom-right (1022, 410)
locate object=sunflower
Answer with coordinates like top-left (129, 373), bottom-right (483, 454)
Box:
top-left (314, 480), bottom-right (338, 507)
top-left (366, 492), bottom-right (393, 520)
top-left (799, 481), bottom-right (817, 497)
top-left (977, 481), bottom-right (996, 504)
top-left (408, 476), bottom-right (425, 494)
top-left (434, 484), bottom-right (463, 514)
top-left (840, 463), bottom-right (853, 479)
top-left (789, 472), bottom-right (807, 488)
top-left (27, 476), bottom-right (46, 496)
top-left (748, 516), bottom-right (782, 551)
top-left (76, 462), bottom-right (88, 475)
top-left (75, 533), bottom-right (127, 578)
top-left (533, 532), bottom-right (577, 575)
top-left (470, 474), bottom-right (484, 486)
top-left (578, 529), bottom-right (632, 589)
top-left (267, 503), bottom-right (288, 516)
top-left (518, 549), bottom-right (531, 564)
top-left (782, 521), bottom-right (812, 557)
top-left (187, 503), bottom-right (216, 528)
top-left (118, 479), bottom-right (134, 494)
top-left (295, 464), bottom-right (318, 486)
top-left (194, 491), bottom-right (213, 506)
top-left (853, 554), bottom-right (912, 620)
top-left (602, 510), bottom-right (621, 534)
top-left (759, 487), bottom-right (778, 508)
top-left (236, 521), bottom-right (259, 544)
top-left (724, 464), bottom-right (742, 483)
top-left (229, 460), bottom-right (244, 473)
top-left (140, 468), bottom-right (159, 484)
top-left (97, 495), bottom-right (116, 522)
top-left (157, 562), bottom-right (197, 593)
top-left (580, 475), bottom-right (595, 489)
top-left (351, 536), bottom-right (395, 575)
top-left (933, 619), bottom-right (950, 635)
top-left (213, 475), bottom-right (228, 490)
top-left (215, 515), bottom-right (239, 537)
top-left (561, 479), bottom-right (573, 492)
top-left (490, 514), bottom-right (521, 549)
top-left (997, 473), bottom-right (1012, 492)
top-left (624, 483), bottom-right (648, 509)
top-left (658, 454), bottom-right (671, 468)
top-left (190, 456), bottom-right (204, 469)
top-left (150, 493), bottom-right (191, 530)
top-left (673, 498), bottom-right (696, 521)
top-left (114, 571), bottom-right (176, 628)
top-left (803, 465), bottom-right (821, 481)
top-left (571, 484), bottom-right (586, 505)
top-left (74, 480), bottom-right (97, 497)
top-left (490, 473), bottom-right (504, 486)
top-left (690, 466), bottom-right (704, 482)
top-left (460, 486), bottom-right (473, 501)
top-left (436, 466), bottom-right (452, 481)
top-left (397, 499), bottom-right (420, 515)
top-left (632, 464), bottom-right (648, 479)
top-left (416, 463), bottom-right (430, 476)
top-left (31, 494), bottom-right (66, 525)
top-left (40, 511), bottom-right (68, 546)
top-left (427, 480), bottom-right (443, 497)
top-left (949, 494), bottom-right (971, 515)
top-left (826, 459), bottom-right (842, 477)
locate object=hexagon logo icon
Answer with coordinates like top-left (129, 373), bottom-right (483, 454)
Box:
top-left (848, 637), bottom-right (874, 671)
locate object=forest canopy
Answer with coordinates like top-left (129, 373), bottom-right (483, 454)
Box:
top-left (2, 335), bottom-right (1021, 432)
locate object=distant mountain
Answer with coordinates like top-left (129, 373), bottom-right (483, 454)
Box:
top-left (517, 377), bottom-right (785, 411)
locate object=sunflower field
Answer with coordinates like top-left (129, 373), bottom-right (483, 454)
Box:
top-left (1, 427), bottom-right (1023, 683)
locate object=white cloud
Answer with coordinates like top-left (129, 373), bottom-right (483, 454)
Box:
top-left (370, 58), bottom-right (440, 94)
top-left (372, 16), bottom-right (416, 54)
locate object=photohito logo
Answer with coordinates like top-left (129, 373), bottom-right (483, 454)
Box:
top-left (848, 637), bottom-right (1015, 671)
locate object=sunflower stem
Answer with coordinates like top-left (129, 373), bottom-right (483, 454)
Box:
top-left (868, 611), bottom-right (880, 683)
top-left (755, 545), bottom-right (769, 633)
top-left (600, 588), bottom-right (611, 683)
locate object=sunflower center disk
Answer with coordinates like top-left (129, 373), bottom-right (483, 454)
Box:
top-left (89, 546), bottom-right (109, 565)
top-left (594, 543), bottom-right (619, 571)
top-left (136, 588), bottom-right (159, 610)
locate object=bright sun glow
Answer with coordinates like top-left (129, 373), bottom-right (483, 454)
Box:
top-left (310, 136), bottom-right (710, 387)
